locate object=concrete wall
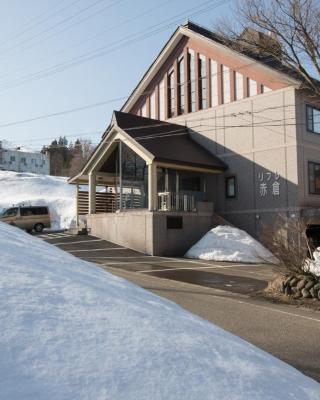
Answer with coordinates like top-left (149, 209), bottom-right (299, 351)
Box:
top-left (170, 87), bottom-right (301, 239)
top-left (88, 211), bottom-right (154, 254)
top-left (87, 209), bottom-right (214, 256)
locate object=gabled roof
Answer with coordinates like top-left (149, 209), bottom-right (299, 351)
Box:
top-left (121, 21), bottom-right (301, 114)
top-left (113, 111), bottom-right (227, 171)
top-left (68, 111), bottom-right (227, 184)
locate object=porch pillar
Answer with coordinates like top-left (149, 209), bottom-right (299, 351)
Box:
top-left (75, 184), bottom-right (79, 227)
top-left (148, 163), bottom-right (157, 211)
top-left (88, 171), bottom-right (96, 214)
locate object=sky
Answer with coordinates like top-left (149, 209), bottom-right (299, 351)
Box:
top-left (0, 0), bottom-right (234, 151)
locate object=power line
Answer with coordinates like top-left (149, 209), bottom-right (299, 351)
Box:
top-left (0, 0), bottom-right (108, 57)
top-left (0, 0), bottom-right (82, 48)
top-left (0, 0), bottom-right (167, 82)
top-left (0, 0), bottom-right (225, 92)
top-left (0, 99), bottom-right (298, 131)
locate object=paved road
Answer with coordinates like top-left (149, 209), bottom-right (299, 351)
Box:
top-left (38, 232), bottom-right (320, 382)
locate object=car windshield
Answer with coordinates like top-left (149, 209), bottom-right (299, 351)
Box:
top-left (0, 207), bottom-right (18, 217)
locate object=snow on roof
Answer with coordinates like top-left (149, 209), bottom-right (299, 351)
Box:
top-left (0, 222), bottom-right (319, 399)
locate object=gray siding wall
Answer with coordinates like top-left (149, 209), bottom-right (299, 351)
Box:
top-left (170, 87), bottom-right (300, 238)
top-left (295, 91), bottom-right (320, 209)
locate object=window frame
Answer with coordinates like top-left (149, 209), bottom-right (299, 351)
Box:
top-left (177, 55), bottom-right (185, 115)
top-left (308, 161), bottom-right (320, 195)
top-left (306, 104), bottom-right (320, 134)
top-left (198, 54), bottom-right (206, 110)
top-left (225, 176), bottom-right (237, 199)
top-left (188, 49), bottom-right (196, 113)
top-left (167, 67), bottom-right (175, 118)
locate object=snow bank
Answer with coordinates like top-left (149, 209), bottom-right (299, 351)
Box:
top-left (0, 170), bottom-right (75, 230)
top-left (1, 222), bottom-right (319, 400)
top-left (185, 225), bottom-right (278, 264)
top-left (304, 249), bottom-right (320, 277)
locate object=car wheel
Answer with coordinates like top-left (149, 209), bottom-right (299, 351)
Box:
top-left (34, 223), bottom-right (44, 233)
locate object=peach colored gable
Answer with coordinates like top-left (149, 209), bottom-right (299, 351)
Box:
top-left (128, 32), bottom-right (293, 119)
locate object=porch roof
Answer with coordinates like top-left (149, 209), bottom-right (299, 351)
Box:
top-left (112, 111), bottom-right (227, 171)
top-left (69, 111), bottom-right (227, 184)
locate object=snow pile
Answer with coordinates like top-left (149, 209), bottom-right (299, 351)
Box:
top-left (1, 222), bottom-right (319, 400)
top-left (0, 170), bottom-right (76, 230)
top-left (185, 225), bottom-right (278, 264)
top-left (304, 249), bottom-right (320, 277)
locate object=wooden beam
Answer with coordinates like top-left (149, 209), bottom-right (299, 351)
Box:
top-left (148, 163), bottom-right (157, 210)
top-left (88, 172), bottom-right (96, 214)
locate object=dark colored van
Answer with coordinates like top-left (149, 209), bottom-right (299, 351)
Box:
top-left (0, 206), bottom-right (51, 233)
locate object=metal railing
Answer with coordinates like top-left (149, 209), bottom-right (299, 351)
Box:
top-left (157, 192), bottom-right (196, 212)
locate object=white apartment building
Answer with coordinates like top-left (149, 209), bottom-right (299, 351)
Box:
top-left (0, 142), bottom-right (50, 175)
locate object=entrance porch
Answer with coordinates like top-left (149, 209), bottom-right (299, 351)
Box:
top-left (69, 111), bottom-right (227, 255)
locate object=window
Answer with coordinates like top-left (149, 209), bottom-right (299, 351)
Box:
top-left (198, 54), bottom-right (206, 110)
top-left (221, 65), bottom-right (230, 104)
top-left (167, 216), bottom-right (183, 229)
top-left (10, 156), bottom-right (15, 162)
top-left (167, 68), bottom-right (175, 118)
top-left (2, 207), bottom-right (18, 217)
top-left (248, 79), bottom-right (257, 97)
top-left (309, 162), bottom-right (320, 194)
top-left (210, 59), bottom-right (218, 107)
top-left (226, 176), bottom-right (236, 198)
top-left (306, 105), bottom-right (320, 134)
top-left (177, 56), bottom-right (184, 115)
top-left (141, 102), bottom-right (147, 117)
top-left (20, 207), bottom-right (49, 216)
top-left (188, 49), bottom-right (196, 112)
top-left (159, 79), bottom-right (165, 120)
top-left (150, 91), bottom-right (156, 119)
top-left (261, 85), bottom-right (272, 93)
top-left (235, 71), bottom-right (243, 100)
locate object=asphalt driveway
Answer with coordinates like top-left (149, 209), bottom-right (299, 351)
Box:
top-left (38, 231), bottom-right (275, 296)
top-left (37, 232), bottom-right (320, 382)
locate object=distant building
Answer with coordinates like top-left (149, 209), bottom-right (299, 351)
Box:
top-left (0, 142), bottom-right (50, 175)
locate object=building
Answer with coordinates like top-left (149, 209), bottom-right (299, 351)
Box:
top-left (0, 142), bottom-right (50, 175)
top-left (69, 21), bottom-right (320, 256)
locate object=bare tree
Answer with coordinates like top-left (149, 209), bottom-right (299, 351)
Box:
top-left (261, 213), bottom-right (319, 279)
top-left (217, 0), bottom-right (320, 97)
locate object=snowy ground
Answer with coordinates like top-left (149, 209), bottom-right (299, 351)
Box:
top-left (0, 171), bottom-right (76, 230)
top-left (185, 225), bottom-right (278, 264)
top-left (305, 249), bottom-right (320, 277)
top-left (1, 222), bottom-right (319, 400)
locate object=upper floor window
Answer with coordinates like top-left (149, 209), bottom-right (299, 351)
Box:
top-left (309, 161), bottom-right (320, 194)
top-left (306, 105), bottom-right (320, 134)
top-left (210, 59), bottom-right (218, 107)
top-left (248, 78), bottom-right (257, 97)
top-left (188, 49), bottom-right (196, 112)
top-left (221, 65), bottom-right (230, 104)
top-left (234, 72), bottom-right (243, 100)
top-left (198, 54), bottom-right (206, 110)
top-left (261, 85), bottom-right (272, 93)
top-left (10, 156), bottom-right (15, 162)
top-left (159, 79), bottom-right (165, 120)
top-left (177, 56), bottom-right (184, 115)
top-left (226, 176), bottom-right (236, 198)
top-left (141, 102), bottom-right (147, 117)
top-left (167, 68), bottom-right (175, 118)
top-left (150, 91), bottom-right (156, 119)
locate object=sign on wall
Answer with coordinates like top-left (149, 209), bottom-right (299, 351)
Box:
top-left (258, 172), bottom-right (280, 197)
